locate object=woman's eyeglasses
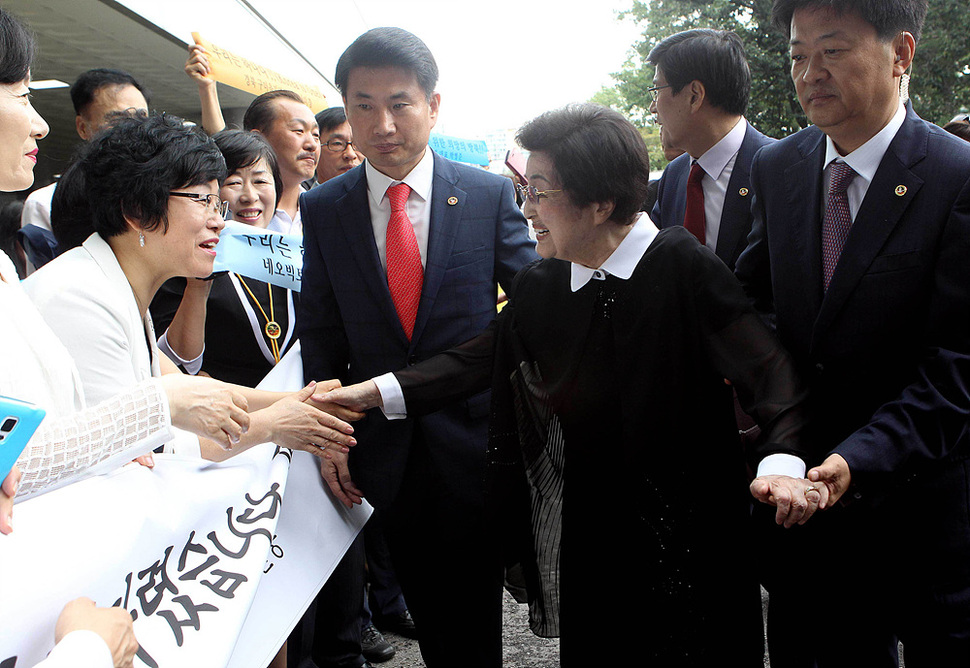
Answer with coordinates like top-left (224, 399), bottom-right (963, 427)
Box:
top-left (516, 184), bottom-right (562, 204)
top-left (169, 192), bottom-right (230, 218)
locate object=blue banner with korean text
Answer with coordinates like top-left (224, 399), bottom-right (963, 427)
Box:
top-left (429, 134), bottom-right (489, 166)
top-left (213, 221), bottom-right (303, 292)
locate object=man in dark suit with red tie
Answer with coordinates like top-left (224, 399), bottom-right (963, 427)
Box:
top-left (648, 29), bottom-right (774, 271)
top-left (736, 1), bottom-right (970, 665)
top-left (298, 28), bottom-right (537, 668)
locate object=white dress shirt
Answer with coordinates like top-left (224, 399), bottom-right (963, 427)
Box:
top-left (364, 148), bottom-right (435, 271)
top-left (690, 117), bottom-right (747, 252)
top-left (268, 206), bottom-right (303, 235)
top-left (21, 182), bottom-right (56, 232)
top-left (822, 101), bottom-right (906, 220)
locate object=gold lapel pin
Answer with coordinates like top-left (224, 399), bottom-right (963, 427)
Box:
top-left (895, 185), bottom-right (907, 196)
top-left (739, 187), bottom-right (749, 197)
top-left (447, 196), bottom-right (459, 206)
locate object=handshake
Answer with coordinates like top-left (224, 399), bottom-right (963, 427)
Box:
top-left (311, 379), bottom-right (384, 413)
top-left (749, 454), bottom-right (851, 528)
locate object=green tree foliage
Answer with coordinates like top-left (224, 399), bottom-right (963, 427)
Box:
top-left (604, 0), bottom-right (970, 142)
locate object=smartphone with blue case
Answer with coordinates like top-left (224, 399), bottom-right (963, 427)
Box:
top-left (0, 396), bottom-right (45, 482)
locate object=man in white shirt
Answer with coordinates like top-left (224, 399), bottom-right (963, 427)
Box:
top-left (648, 29), bottom-right (774, 271)
top-left (242, 90), bottom-right (319, 235)
top-left (22, 68), bottom-right (149, 234)
top-left (298, 27), bottom-right (536, 668)
top-left (736, 0), bottom-right (970, 665)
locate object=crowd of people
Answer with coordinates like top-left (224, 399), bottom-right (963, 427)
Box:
top-left (2, 0), bottom-right (969, 666)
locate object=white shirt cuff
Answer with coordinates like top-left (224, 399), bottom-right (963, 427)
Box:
top-left (374, 372), bottom-right (407, 419)
top-left (756, 453), bottom-right (806, 479)
top-left (157, 329), bottom-right (204, 375)
top-left (37, 630), bottom-right (113, 668)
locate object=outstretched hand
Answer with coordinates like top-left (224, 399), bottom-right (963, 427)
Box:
top-left (807, 454), bottom-right (852, 508)
top-left (306, 379), bottom-right (366, 423)
top-left (312, 380), bottom-right (382, 413)
top-left (750, 474), bottom-right (827, 528)
top-left (262, 383), bottom-right (357, 456)
top-left (160, 374), bottom-right (251, 450)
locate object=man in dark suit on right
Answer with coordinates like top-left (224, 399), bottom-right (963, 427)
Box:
top-left (648, 29), bottom-right (774, 271)
top-left (736, 0), bottom-right (970, 665)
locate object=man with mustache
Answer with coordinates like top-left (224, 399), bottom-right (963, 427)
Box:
top-left (242, 90), bottom-right (320, 235)
top-left (736, 0), bottom-right (970, 664)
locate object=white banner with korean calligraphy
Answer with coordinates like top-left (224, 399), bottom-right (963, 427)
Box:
top-left (0, 345), bottom-right (371, 668)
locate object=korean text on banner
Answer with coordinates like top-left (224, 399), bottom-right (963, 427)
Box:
top-left (213, 221), bottom-right (304, 292)
top-left (192, 32), bottom-right (328, 112)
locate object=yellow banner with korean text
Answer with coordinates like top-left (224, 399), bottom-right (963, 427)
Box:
top-left (192, 32), bottom-right (328, 112)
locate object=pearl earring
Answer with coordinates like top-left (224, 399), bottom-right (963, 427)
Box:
top-left (139, 232), bottom-right (145, 248)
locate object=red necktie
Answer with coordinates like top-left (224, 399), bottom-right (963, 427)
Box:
top-left (386, 183), bottom-right (423, 339)
top-left (821, 161), bottom-right (857, 292)
top-left (684, 161), bottom-right (706, 245)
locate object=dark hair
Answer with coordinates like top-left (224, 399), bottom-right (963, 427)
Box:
top-left (0, 200), bottom-right (24, 276)
top-left (516, 104), bottom-right (651, 226)
top-left (335, 27), bottom-right (438, 101)
top-left (0, 9), bottom-right (34, 84)
top-left (647, 29), bottom-right (750, 116)
top-left (943, 120), bottom-right (970, 143)
top-left (53, 113), bottom-right (225, 242)
top-left (315, 107), bottom-right (348, 134)
top-left (70, 68), bottom-right (151, 116)
top-left (243, 90), bottom-right (305, 133)
top-left (212, 129), bottom-right (283, 207)
top-left (771, 0), bottom-right (928, 43)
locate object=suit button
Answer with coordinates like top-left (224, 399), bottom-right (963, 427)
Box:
top-left (408, 355), bottom-right (419, 366)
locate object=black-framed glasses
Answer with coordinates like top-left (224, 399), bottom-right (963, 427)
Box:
top-left (169, 192), bottom-right (230, 218)
top-left (516, 183), bottom-right (562, 205)
top-left (323, 138), bottom-right (356, 153)
top-left (647, 84), bottom-right (672, 100)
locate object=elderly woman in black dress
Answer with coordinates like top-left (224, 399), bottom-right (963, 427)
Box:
top-left (318, 104), bottom-right (821, 666)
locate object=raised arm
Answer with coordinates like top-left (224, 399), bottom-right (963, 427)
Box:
top-left (185, 43), bottom-right (227, 135)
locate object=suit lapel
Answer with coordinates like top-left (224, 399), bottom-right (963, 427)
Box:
top-left (714, 124), bottom-right (758, 264)
top-left (666, 156), bottom-right (689, 229)
top-left (335, 170), bottom-right (408, 343)
top-left (410, 153), bottom-right (466, 345)
top-left (814, 111), bottom-right (926, 341)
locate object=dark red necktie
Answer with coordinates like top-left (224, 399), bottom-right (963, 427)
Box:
top-left (684, 161), bottom-right (706, 245)
top-left (386, 183), bottom-right (423, 339)
top-left (821, 161), bottom-right (857, 292)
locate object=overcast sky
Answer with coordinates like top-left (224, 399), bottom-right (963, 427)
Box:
top-left (118, 0), bottom-right (643, 138)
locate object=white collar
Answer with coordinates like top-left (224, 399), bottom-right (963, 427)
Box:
top-left (823, 101), bottom-right (906, 181)
top-left (365, 147), bottom-right (435, 207)
top-left (694, 117), bottom-right (746, 180)
top-left (570, 212), bottom-right (659, 292)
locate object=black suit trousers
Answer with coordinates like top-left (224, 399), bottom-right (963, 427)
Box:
top-left (383, 433), bottom-right (504, 668)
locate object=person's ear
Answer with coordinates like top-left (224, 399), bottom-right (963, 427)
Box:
top-left (591, 199), bottom-right (616, 225)
top-left (75, 115), bottom-right (91, 141)
top-left (893, 31), bottom-right (916, 76)
top-left (688, 80), bottom-right (706, 113)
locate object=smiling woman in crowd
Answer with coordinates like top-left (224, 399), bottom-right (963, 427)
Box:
top-left (151, 129), bottom-right (301, 387)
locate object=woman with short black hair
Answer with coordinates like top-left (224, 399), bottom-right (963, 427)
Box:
top-left (26, 113), bottom-right (358, 462)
